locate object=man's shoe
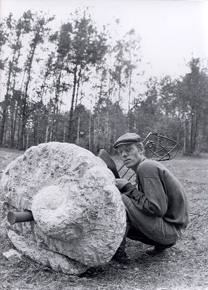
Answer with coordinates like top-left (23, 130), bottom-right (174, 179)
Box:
top-left (112, 249), bottom-right (130, 264)
top-left (145, 244), bottom-right (174, 256)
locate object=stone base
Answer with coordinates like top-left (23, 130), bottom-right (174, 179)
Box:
top-left (8, 230), bottom-right (88, 275)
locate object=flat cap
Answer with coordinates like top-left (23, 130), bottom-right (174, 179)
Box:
top-left (113, 133), bottom-right (141, 148)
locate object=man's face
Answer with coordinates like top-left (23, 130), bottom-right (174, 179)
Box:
top-left (117, 143), bottom-right (143, 169)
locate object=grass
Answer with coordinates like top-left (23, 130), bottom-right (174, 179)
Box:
top-left (0, 148), bottom-right (208, 289)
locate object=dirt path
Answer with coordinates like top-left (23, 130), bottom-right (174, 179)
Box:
top-left (0, 150), bottom-right (208, 290)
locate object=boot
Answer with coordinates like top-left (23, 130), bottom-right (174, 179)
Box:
top-left (111, 237), bottom-right (130, 264)
top-left (112, 247), bottom-right (130, 264)
top-left (146, 243), bottom-right (175, 256)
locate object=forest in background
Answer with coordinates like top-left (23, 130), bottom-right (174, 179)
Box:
top-left (0, 10), bottom-right (208, 154)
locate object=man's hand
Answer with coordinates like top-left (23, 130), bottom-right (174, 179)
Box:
top-left (115, 178), bottom-right (129, 191)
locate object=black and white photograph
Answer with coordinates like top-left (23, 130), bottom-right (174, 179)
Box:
top-left (0, 0), bottom-right (208, 289)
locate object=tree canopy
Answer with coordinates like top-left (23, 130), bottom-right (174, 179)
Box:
top-left (0, 11), bottom-right (208, 155)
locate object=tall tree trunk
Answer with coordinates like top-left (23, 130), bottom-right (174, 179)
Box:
top-left (52, 70), bottom-right (62, 140)
top-left (193, 112), bottom-right (198, 153)
top-left (63, 123), bottom-right (66, 142)
top-left (17, 113), bottom-right (21, 149)
top-left (26, 132), bottom-right (29, 149)
top-left (0, 26), bottom-right (22, 145)
top-left (75, 66), bottom-right (82, 107)
top-left (33, 120), bottom-right (37, 145)
top-left (68, 65), bottom-right (78, 142)
top-left (10, 100), bottom-right (18, 148)
top-left (190, 110), bottom-right (198, 154)
top-left (0, 101), bottom-right (9, 145)
top-left (20, 96), bottom-right (28, 149)
top-left (19, 40), bottom-right (37, 149)
top-left (88, 112), bottom-right (92, 151)
top-left (183, 119), bottom-right (190, 155)
top-left (0, 62), bottom-right (13, 145)
top-left (45, 125), bottom-right (49, 143)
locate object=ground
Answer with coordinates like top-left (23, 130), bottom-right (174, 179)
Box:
top-left (0, 147), bottom-right (208, 290)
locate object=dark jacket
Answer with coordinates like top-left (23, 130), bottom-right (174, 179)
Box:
top-left (121, 159), bottom-right (189, 229)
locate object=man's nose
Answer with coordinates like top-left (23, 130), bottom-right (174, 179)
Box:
top-left (121, 151), bottom-right (128, 158)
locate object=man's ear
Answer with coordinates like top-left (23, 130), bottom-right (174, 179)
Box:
top-left (137, 142), bottom-right (144, 153)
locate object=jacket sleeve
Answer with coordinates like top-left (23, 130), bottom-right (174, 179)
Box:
top-left (120, 176), bottom-right (168, 217)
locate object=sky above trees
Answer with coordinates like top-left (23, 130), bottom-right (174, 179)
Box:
top-left (1, 0), bottom-right (208, 79)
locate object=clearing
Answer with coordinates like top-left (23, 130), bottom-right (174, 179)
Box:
top-left (0, 148), bottom-right (208, 290)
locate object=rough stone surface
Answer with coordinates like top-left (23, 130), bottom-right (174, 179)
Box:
top-left (2, 248), bottom-right (22, 263)
top-left (1, 142), bottom-right (126, 271)
top-left (8, 230), bottom-right (88, 275)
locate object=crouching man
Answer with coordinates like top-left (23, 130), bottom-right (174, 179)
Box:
top-left (113, 132), bottom-right (189, 262)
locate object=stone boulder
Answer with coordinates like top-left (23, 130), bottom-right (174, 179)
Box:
top-left (1, 142), bottom-right (126, 274)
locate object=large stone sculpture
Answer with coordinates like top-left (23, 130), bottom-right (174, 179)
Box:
top-left (1, 142), bottom-right (126, 275)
